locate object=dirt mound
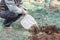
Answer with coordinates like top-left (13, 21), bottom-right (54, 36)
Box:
top-left (28, 25), bottom-right (60, 40)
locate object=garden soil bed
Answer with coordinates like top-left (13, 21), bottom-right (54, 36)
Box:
top-left (28, 25), bottom-right (60, 40)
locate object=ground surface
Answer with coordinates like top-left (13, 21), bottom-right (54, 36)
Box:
top-left (0, 0), bottom-right (60, 40)
top-left (0, 28), bottom-right (29, 40)
top-left (28, 25), bottom-right (60, 40)
top-left (29, 33), bottom-right (60, 40)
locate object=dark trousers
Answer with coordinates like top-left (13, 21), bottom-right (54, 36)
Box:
top-left (0, 10), bottom-right (22, 27)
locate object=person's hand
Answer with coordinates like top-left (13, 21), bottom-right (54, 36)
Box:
top-left (22, 10), bottom-right (28, 16)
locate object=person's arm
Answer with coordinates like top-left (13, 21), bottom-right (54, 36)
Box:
top-left (5, 0), bottom-right (23, 14)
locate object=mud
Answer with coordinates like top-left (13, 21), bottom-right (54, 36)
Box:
top-left (28, 25), bottom-right (60, 40)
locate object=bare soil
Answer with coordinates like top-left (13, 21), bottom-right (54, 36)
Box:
top-left (28, 25), bottom-right (60, 40)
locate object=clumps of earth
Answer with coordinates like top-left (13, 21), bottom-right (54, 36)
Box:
top-left (28, 25), bottom-right (60, 40)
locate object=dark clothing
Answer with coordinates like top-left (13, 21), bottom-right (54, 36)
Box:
top-left (3, 19), bottom-right (13, 27)
top-left (0, 0), bottom-right (23, 27)
top-left (0, 10), bottom-right (22, 27)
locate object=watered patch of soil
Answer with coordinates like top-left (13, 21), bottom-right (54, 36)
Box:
top-left (28, 25), bottom-right (60, 40)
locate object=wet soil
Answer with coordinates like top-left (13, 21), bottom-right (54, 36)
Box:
top-left (28, 25), bottom-right (60, 40)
